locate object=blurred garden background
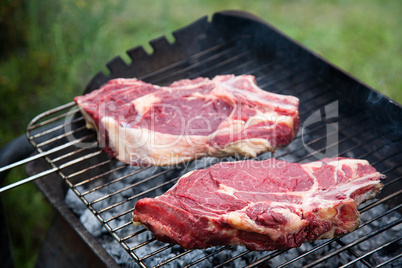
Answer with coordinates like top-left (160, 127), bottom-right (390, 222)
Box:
top-left (1, 0), bottom-right (401, 267)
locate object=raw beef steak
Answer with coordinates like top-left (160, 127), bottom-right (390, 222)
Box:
top-left (74, 75), bottom-right (299, 166)
top-left (132, 157), bottom-right (384, 250)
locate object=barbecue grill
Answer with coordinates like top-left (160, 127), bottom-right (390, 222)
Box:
top-left (1, 10), bottom-right (401, 267)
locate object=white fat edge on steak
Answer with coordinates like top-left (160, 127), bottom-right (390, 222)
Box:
top-left (300, 160), bottom-right (382, 218)
top-left (223, 75), bottom-right (299, 105)
top-left (304, 172), bottom-right (383, 207)
top-left (131, 94), bottom-right (161, 116)
top-left (212, 174), bottom-right (307, 240)
top-left (76, 104), bottom-right (98, 131)
top-left (208, 110), bottom-right (295, 157)
top-left (206, 87), bottom-right (296, 156)
top-left (245, 110), bottom-right (296, 135)
top-left (131, 77), bottom-right (214, 116)
top-left (182, 75), bottom-right (299, 114)
top-left (213, 75), bottom-right (299, 112)
top-left (217, 139), bottom-right (273, 158)
top-left (247, 110), bottom-right (292, 125)
top-left (301, 158), bottom-right (372, 188)
top-left (101, 116), bottom-right (280, 165)
top-left (107, 77), bottom-right (145, 85)
top-left (207, 109), bottom-right (293, 157)
top-left (165, 77), bottom-right (210, 91)
top-left (101, 117), bottom-right (210, 166)
top-left (301, 158), bottom-right (383, 204)
top-left (214, 110), bottom-right (294, 133)
top-left (224, 208), bottom-right (306, 242)
top-left (299, 159), bottom-right (383, 238)
top-left (216, 187), bottom-right (306, 240)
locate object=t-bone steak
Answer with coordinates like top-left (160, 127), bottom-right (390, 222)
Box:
top-left (74, 75), bottom-right (299, 166)
top-left (132, 157), bottom-right (384, 250)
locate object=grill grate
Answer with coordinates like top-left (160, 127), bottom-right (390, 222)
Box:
top-left (21, 11), bottom-right (402, 267)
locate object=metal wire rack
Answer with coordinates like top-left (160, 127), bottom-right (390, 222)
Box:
top-left (23, 32), bottom-right (402, 267)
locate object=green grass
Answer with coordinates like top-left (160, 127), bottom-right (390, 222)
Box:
top-left (1, 0), bottom-right (401, 267)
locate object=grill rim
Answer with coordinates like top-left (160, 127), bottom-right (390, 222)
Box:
top-left (17, 9), bottom-right (402, 268)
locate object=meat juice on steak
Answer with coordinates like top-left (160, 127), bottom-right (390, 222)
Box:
top-left (132, 157), bottom-right (384, 251)
top-left (74, 75), bottom-right (299, 166)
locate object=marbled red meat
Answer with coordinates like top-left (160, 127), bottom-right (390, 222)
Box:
top-left (74, 75), bottom-right (299, 166)
top-left (132, 157), bottom-right (384, 250)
